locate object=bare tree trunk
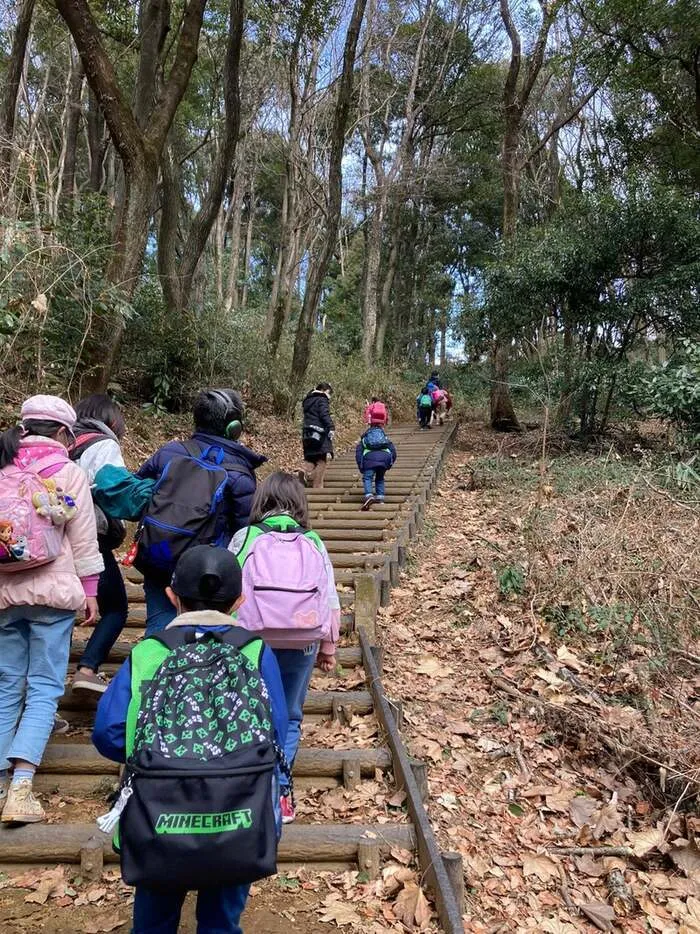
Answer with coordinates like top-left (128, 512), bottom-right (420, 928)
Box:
top-left (240, 171), bottom-right (255, 311)
top-left (166, 0), bottom-right (245, 317)
top-left (60, 47), bottom-right (84, 211)
top-left (223, 171), bottom-right (245, 314)
top-left (0, 0), bottom-right (36, 210)
top-left (289, 0), bottom-right (368, 403)
top-left (85, 89), bottom-right (107, 192)
top-left (375, 198), bottom-right (401, 359)
top-left (264, 6), bottom-right (313, 353)
top-left (56, 0), bottom-right (212, 389)
top-left (490, 0), bottom-right (556, 431)
top-left (361, 201), bottom-right (383, 363)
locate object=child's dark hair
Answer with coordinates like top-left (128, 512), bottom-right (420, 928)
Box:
top-left (75, 394), bottom-right (126, 439)
top-left (193, 389), bottom-right (244, 436)
top-left (0, 420), bottom-right (67, 469)
top-left (315, 382), bottom-right (332, 394)
top-left (250, 471), bottom-right (309, 528)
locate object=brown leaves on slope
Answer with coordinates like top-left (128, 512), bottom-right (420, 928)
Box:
top-left (380, 420), bottom-right (700, 933)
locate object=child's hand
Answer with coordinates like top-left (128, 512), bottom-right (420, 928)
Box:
top-left (81, 597), bottom-right (99, 626)
top-left (316, 651), bottom-right (336, 672)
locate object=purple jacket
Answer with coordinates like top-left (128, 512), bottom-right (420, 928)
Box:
top-left (136, 432), bottom-right (266, 537)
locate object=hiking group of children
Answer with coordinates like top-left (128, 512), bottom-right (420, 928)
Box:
top-left (0, 389), bottom-right (340, 933)
top-left (0, 380), bottom-right (435, 932)
top-left (416, 370), bottom-right (451, 429)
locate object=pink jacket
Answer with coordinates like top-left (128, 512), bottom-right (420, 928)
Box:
top-left (0, 437), bottom-right (104, 613)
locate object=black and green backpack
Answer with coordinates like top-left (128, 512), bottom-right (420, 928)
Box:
top-left (115, 627), bottom-right (283, 889)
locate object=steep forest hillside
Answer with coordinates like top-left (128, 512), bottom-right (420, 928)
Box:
top-left (0, 0), bottom-right (697, 440)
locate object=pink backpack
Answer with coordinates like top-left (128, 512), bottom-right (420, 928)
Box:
top-left (236, 524), bottom-right (332, 648)
top-left (367, 401), bottom-right (387, 425)
top-left (431, 388), bottom-right (445, 403)
top-left (0, 456), bottom-right (70, 572)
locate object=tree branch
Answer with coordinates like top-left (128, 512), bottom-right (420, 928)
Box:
top-left (176, 0), bottom-right (244, 301)
top-left (54, 0), bottom-right (143, 168)
top-left (144, 0), bottom-right (209, 149)
top-left (500, 0), bottom-right (522, 110)
top-left (521, 83), bottom-right (600, 167)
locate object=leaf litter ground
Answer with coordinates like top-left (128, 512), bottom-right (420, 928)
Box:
top-left (380, 416), bottom-right (699, 933)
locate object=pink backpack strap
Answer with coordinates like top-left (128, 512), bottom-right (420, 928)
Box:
top-left (19, 453), bottom-right (68, 480)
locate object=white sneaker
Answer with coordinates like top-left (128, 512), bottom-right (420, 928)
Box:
top-left (1, 779), bottom-right (46, 824)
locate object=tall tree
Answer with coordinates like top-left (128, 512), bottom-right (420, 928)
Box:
top-left (288, 0), bottom-right (369, 401)
top-left (0, 0), bottom-right (37, 211)
top-left (55, 0), bottom-right (210, 390)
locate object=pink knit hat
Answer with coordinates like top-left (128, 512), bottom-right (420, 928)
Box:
top-left (20, 394), bottom-right (76, 431)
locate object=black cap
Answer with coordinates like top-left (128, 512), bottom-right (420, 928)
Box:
top-left (170, 545), bottom-right (242, 605)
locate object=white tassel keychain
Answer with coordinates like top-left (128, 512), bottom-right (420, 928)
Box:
top-left (96, 784), bottom-right (132, 834)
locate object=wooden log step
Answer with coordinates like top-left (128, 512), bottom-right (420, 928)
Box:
top-left (70, 641), bottom-right (364, 667)
top-left (32, 774), bottom-right (343, 796)
top-left (0, 823), bottom-right (416, 865)
top-left (39, 745), bottom-right (391, 777)
top-left (329, 553), bottom-right (388, 569)
top-left (312, 516), bottom-right (395, 527)
top-left (59, 689), bottom-right (373, 714)
top-left (67, 654), bottom-right (364, 679)
top-left (103, 612), bottom-right (355, 635)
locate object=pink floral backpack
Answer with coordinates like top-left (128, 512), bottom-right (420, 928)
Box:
top-left (0, 456), bottom-right (76, 571)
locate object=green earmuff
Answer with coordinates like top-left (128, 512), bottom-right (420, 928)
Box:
top-left (208, 389), bottom-right (244, 441)
top-left (225, 419), bottom-right (242, 441)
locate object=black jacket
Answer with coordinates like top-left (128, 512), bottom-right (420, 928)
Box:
top-left (302, 391), bottom-right (334, 456)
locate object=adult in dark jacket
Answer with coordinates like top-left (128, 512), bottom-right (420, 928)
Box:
top-left (136, 389), bottom-right (266, 634)
top-left (300, 382), bottom-right (334, 489)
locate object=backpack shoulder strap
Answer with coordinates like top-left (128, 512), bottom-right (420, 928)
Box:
top-left (147, 628), bottom-right (197, 652)
top-left (183, 439), bottom-right (252, 477)
top-left (149, 625), bottom-right (260, 655)
top-left (181, 439), bottom-right (205, 459)
top-left (255, 520), bottom-right (308, 535)
top-left (69, 432), bottom-right (105, 461)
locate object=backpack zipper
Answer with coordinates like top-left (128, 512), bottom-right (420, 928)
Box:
top-left (252, 585), bottom-right (319, 594)
top-left (143, 516), bottom-right (196, 535)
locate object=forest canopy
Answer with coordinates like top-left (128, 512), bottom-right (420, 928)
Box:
top-left (0, 0), bottom-right (697, 435)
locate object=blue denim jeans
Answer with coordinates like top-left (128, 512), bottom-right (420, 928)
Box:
top-left (363, 468), bottom-right (386, 500)
top-left (273, 645), bottom-right (317, 790)
top-left (79, 547), bottom-right (129, 671)
top-left (143, 577), bottom-right (177, 636)
top-left (0, 606), bottom-right (75, 769)
top-left (133, 883), bottom-right (249, 934)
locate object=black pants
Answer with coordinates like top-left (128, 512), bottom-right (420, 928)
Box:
top-left (418, 405), bottom-right (432, 428)
top-left (78, 546), bottom-right (128, 672)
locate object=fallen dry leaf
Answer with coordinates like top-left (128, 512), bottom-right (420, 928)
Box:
top-left (23, 867), bottom-right (66, 905)
top-left (83, 915), bottom-right (127, 933)
top-left (580, 901), bottom-right (616, 931)
top-left (540, 918), bottom-right (578, 934)
top-left (627, 827), bottom-right (664, 857)
top-left (574, 854), bottom-right (606, 877)
top-left (593, 801), bottom-right (622, 840)
top-left (569, 794), bottom-right (599, 828)
top-left (522, 854), bottom-right (560, 882)
top-left (393, 881), bottom-right (431, 929)
top-left (670, 841), bottom-right (700, 879)
top-left (318, 895), bottom-right (362, 926)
